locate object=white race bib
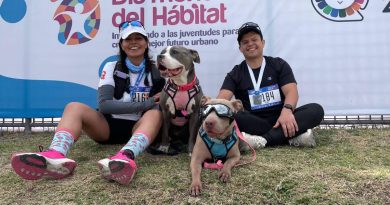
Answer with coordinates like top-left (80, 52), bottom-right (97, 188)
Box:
top-left (130, 86), bottom-right (151, 117)
top-left (248, 84), bottom-right (282, 110)
top-left (130, 86), bottom-right (151, 102)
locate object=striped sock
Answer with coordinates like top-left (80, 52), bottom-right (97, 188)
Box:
top-left (49, 129), bottom-right (75, 156)
top-left (120, 132), bottom-right (150, 158)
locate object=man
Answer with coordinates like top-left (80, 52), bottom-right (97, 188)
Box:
top-left (217, 22), bottom-right (324, 149)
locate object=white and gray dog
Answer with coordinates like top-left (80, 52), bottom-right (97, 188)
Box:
top-left (156, 46), bottom-right (203, 154)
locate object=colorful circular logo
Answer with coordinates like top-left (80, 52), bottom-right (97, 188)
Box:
top-left (52, 0), bottom-right (101, 45)
top-left (312, 0), bottom-right (369, 22)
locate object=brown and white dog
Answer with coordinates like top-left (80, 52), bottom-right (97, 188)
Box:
top-left (189, 96), bottom-right (243, 196)
top-left (156, 46), bottom-right (203, 154)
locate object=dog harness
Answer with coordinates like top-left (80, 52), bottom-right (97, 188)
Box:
top-left (199, 126), bottom-right (239, 163)
top-left (163, 75), bottom-right (202, 126)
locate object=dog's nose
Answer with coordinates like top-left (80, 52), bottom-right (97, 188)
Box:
top-left (205, 120), bottom-right (214, 129)
top-left (157, 54), bottom-right (164, 60)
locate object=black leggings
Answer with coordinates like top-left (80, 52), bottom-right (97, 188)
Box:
top-left (235, 103), bottom-right (324, 146)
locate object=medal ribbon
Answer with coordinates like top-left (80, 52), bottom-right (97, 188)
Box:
top-left (247, 57), bottom-right (266, 92)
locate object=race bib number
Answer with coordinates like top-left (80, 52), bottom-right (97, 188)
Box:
top-left (129, 86), bottom-right (151, 102)
top-left (248, 84), bottom-right (282, 110)
top-left (129, 86), bottom-right (151, 117)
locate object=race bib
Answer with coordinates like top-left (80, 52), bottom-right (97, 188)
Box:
top-left (248, 84), bottom-right (282, 110)
top-left (130, 86), bottom-right (151, 117)
top-left (129, 86), bottom-right (151, 102)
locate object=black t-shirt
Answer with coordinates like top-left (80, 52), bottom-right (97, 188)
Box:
top-left (220, 56), bottom-right (296, 120)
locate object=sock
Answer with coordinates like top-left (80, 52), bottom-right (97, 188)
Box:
top-left (49, 129), bottom-right (75, 156)
top-left (120, 132), bottom-right (150, 158)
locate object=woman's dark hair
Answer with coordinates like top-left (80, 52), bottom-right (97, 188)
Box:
top-left (118, 35), bottom-right (154, 86)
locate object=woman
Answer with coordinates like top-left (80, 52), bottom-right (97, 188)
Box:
top-left (11, 21), bottom-right (166, 185)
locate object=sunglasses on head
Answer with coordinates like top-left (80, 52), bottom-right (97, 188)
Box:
top-left (238, 22), bottom-right (260, 33)
top-left (200, 104), bottom-right (235, 121)
top-left (119, 20), bottom-right (144, 32)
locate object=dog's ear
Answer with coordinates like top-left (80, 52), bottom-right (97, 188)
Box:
top-left (231, 99), bottom-right (243, 112)
top-left (190, 49), bottom-right (200, 64)
top-left (200, 96), bottom-right (210, 105)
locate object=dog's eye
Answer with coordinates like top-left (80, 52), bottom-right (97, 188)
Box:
top-left (171, 50), bottom-right (178, 55)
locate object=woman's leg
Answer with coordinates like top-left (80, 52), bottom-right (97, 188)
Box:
top-left (46, 102), bottom-right (110, 156)
top-left (132, 109), bottom-right (163, 143)
top-left (118, 109), bottom-right (162, 158)
top-left (57, 102), bottom-right (110, 142)
top-left (98, 109), bottom-right (162, 185)
top-left (11, 102), bottom-right (110, 180)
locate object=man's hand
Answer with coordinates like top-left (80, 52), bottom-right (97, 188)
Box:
top-left (273, 108), bottom-right (298, 138)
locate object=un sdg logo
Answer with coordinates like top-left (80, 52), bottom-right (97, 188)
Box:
top-left (312, 0), bottom-right (369, 22)
top-left (52, 0), bottom-right (101, 45)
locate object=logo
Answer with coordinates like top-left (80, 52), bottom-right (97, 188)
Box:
top-left (51, 0), bottom-right (101, 45)
top-left (0, 0), bottom-right (27, 23)
top-left (312, 0), bottom-right (369, 22)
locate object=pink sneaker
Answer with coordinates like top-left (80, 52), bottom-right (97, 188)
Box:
top-left (97, 150), bottom-right (137, 185)
top-left (11, 150), bottom-right (76, 180)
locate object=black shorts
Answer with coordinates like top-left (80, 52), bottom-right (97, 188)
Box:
top-left (97, 114), bottom-right (137, 144)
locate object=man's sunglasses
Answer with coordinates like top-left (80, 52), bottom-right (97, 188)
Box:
top-left (119, 20), bottom-right (144, 32)
top-left (200, 104), bottom-right (234, 120)
top-left (238, 22), bottom-right (260, 33)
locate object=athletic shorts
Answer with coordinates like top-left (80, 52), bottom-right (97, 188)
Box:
top-left (96, 114), bottom-right (137, 144)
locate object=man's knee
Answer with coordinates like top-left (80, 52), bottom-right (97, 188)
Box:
top-left (303, 103), bottom-right (324, 125)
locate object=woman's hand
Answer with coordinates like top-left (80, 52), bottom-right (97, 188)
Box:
top-left (152, 92), bottom-right (161, 104)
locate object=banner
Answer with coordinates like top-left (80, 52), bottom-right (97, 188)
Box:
top-left (1, 0), bottom-right (389, 117)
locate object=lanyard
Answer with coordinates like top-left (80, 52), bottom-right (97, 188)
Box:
top-left (247, 57), bottom-right (266, 91)
top-left (130, 70), bottom-right (145, 98)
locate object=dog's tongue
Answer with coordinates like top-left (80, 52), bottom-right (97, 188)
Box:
top-left (181, 110), bottom-right (188, 116)
top-left (168, 67), bottom-right (182, 77)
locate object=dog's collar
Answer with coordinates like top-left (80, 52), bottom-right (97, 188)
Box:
top-left (169, 75), bottom-right (198, 91)
top-left (200, 126), bottom-right (235, 144)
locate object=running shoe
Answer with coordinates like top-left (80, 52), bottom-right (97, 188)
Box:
top-left (289, 129), bottom-right (316, 147)
top-left (97, 150), bottom-right (137, 185)
top-left (239, 132), bottom-right (267, 151)
top-left (11, 149), bottom-right (76, 180)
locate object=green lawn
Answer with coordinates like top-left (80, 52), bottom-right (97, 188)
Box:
top-left (0, 129), bottom-right (389, 204)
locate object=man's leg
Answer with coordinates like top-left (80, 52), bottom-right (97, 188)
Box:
top-left (264, 103), bottom-right (324, 146)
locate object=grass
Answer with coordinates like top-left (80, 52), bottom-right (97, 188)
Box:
top-left (0, 129), bottom-right (389, 204)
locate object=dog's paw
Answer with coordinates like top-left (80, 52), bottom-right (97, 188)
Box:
top-left (218, 168), bottom-right (231, 183)
top-left (152, 144), bottom-right (180, 156)
top-left (156, 144), bottom-right (170, 153)
top-left (187, 145), bottom-right (194, 154)
top-left (189, 181), bottom-right (202, 196)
